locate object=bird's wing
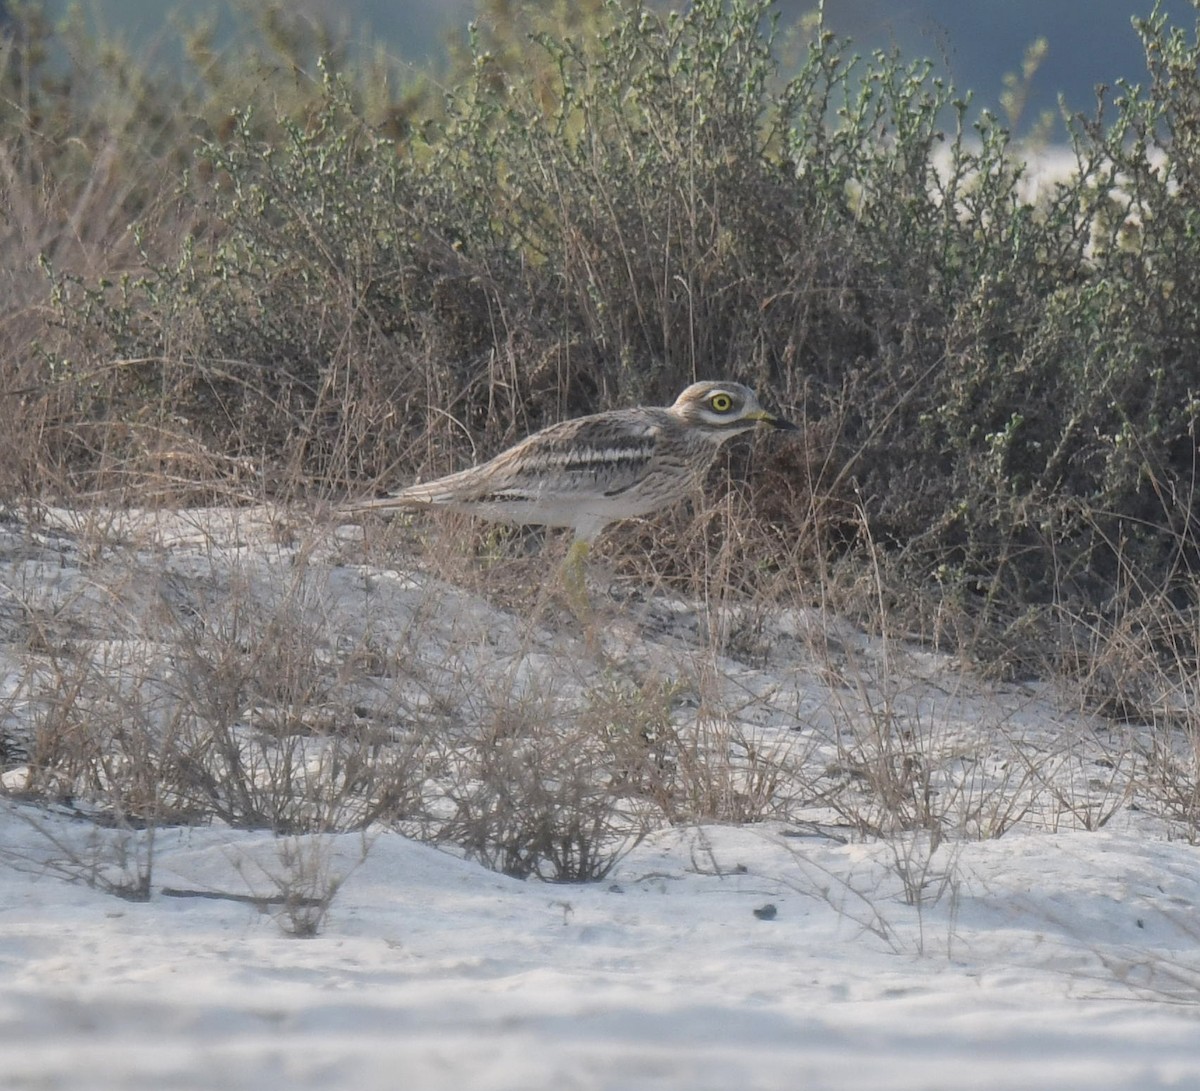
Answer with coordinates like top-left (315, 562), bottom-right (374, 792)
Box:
top-left (345, 410), bottom-right (665, 511)
top-left (479, 411), bottom-right (664, 502)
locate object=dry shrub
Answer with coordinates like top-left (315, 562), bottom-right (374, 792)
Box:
top-left (10, 0), bottom-right (1200, 665)
top-left (8, 0), bottom-right (1200, 892)
top-left (0, 516), bottom-right (438, 834)
top-left (434, 676), bottom-right (667, 881)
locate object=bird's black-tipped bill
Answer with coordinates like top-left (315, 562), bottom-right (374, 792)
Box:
top-left (761, 414), bottom-right (799, 432)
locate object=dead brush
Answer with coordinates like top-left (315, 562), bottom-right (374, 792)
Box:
top-left (1085, 592), bottom-right (1200, 844)
top-left (1143, 729), bottom-right (1200, 843)
top-left (804, 510), bottom-right (1082, 844)
top-left (617, 665), bottom-right (809, 827)
top-left (663, 709), bottom-right (801, 825)
top-left (156, 558), bottom-right (437, 834)
top-left (8, 642), bottom-right (199, 825)
top-left (234, 832), bottom-right (375, 938)
top-left (0, 501), bottom-right (443, 835)
top-left (0, 538), bottom-right (193, 822)
top-left (573, 673), bottom-right (806, 828)
top-left (433, 671), bottom-right (669, 882)
top-left (1034, 515), bottom-right (1200, 841)
top-left (0, 799), bottom-right (159, 903)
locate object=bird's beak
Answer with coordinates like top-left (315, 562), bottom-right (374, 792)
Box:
top-left (751, 410), bottom-right (799, 432)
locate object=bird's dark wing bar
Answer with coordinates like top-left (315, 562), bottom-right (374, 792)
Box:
top-left (598, 441), bottom-right (660, 496)
top-left (504, 433), bottom-right (659, 495)
top-left (554, 443), bottom-right (657, 472)
top-left (523, 429), bottom-right (657, 472)
top-left (472, 489), bottom-right (543, 504)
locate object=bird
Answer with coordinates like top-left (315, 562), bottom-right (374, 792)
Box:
top-left (345, 381), bottom-right (798, 607)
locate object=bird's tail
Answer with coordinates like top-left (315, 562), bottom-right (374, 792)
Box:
top-left (342, 465), bottom-right (484, 514)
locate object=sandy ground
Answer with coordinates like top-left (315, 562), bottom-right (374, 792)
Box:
top-left (1, 507), bottom-right (1198, 1090)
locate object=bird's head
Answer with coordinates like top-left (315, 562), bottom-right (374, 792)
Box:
top-left (669, 381), bottom-right (798, 437)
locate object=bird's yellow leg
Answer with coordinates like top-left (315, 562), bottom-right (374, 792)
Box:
top-left (561, 538), bottom-right (592, 619)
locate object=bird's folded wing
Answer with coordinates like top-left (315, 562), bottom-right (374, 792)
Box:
top-left (491, 418), bottom-right (662, 500)
top-left (348, 413), bottom-right (664, 508)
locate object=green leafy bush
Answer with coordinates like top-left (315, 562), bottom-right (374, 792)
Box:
top-left (10, 0), bottom-right (1200, 660)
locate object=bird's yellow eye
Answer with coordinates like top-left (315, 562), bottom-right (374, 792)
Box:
top-left (709, 393), bottom-right (734, 413)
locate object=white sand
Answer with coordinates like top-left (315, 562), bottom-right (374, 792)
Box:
top-left (1, 507), bottom-right (1197, 1090)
